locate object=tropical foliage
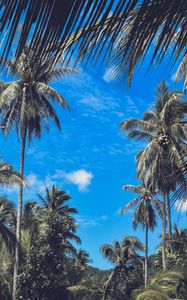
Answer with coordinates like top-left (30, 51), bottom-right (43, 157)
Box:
top-left (121, 185), bottom-right (162, 287)
top-left (0, 3), bottom-right (187, 299)
top-left (121, 81), bottom-right (187, 270)
top-left (0, 46), bottom-right (76, 298)
top-left (1, 0), bottom-right (187, 85)
top-left (101, 236), bottom-right (144, 299)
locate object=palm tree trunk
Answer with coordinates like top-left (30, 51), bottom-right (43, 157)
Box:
top-left (162, 194), bottom-right (167, 270)
top-left (12, 128), bottom-right (27, 300)
top-left (145, 224), bottom-right (148, 288)
top-left (102, 269), bottom-right (117, 300)
top-left (167, 193), bottom-right (172, 239)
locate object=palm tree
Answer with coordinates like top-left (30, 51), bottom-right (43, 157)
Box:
top-left (121, 81), bottom-right (187, 269)
top-left (38, 185), bottom-right (81, 248)
top-left (101, 236), bottom-right (144, 299)
top-left (0, 48), bottom-right (74, 299)
top-left (75, 249), bottom-right (92, 269)
top-left (38, 185), bottom-right (78, 231)
top-left (120, 184), bottom-right (162, 288)
top-left (0, 196), bottom-right (16, 257)
top-left (166, 224), bottom-right (187, 254)
top-left (38, 185), bottom-right (78, 215)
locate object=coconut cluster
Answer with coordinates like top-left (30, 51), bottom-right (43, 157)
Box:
top-left (158, 134), bottom-right (170, 145)
top-left (23, 81), bottom-right (36, 87)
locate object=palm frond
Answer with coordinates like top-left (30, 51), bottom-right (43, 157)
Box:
top-left (100, 244), bottom-right (117, 264)
top-left (128, 130), bottom-right (154, 142)
top-left (135, 289), bottom-right (170, 300)
top-left (36, 82), bottom-right (69, 109)
top-left (120, 197), bottom-right (139, 215)
top-left (121, 119), bottom-right (157, 132)
top-left (122, 184), bottom-right (143, 194)
top-left (0, 163), bottom-right (24, 186)
top-left (0, 1), bottom-right (136, 65)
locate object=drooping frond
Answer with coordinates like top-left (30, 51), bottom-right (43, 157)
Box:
top-left (121, 119), bottom-right (157, 133)
top-left (175, 53), bottom-right (187, 92)
top-left (122, 185), bottom-right (143, 194)
top-left (155, 81), bottom-right (169, 114)
top-left (0, 163), bottom-right (24, 186)
top-left (35, 82), bottom-right (69, 110)
top-left (0, 197), bottom-right (16, 256)
top-left (135, 289), bottom-right (170, 300)
top-left (120, 197), bottom-right (139, 215)
top-left (100, 244), bottom-right (117, 264)
top-left (122, 236), bottom-right (145, 253)
top-left (1, 1), bottom-right (187, 84)
top-left (0, 1), bottom-right (137, 65)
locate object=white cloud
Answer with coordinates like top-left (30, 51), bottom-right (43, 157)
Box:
top-left (62, 169), bottom-right (93, 192)
top-left (4, 168), bottom-right (93, 199)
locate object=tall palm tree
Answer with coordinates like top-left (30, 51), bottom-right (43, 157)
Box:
top-left (120, 184), bottom-right (162, 287)
top-left (0, 48), bottom-right (74, 299)
top-left (101, 236), bottom-right (144, 300)
top-left (121, 81), bottom-right (187, 269)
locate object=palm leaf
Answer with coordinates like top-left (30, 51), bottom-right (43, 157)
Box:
top-left (35, 82), bottom-right (69, 109)
top-left (122, 185), bottom-right (143, 194)
top-left (0, 1), bottom-right (136, 64)
top-left (120, 197), bottom-right (139, 215)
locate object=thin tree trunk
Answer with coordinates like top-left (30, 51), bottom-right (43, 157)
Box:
top-left (102, 269), bottom-right (117, 300)
top-left (167, 193), bottom-right (172, 239)
top-left (162, 194), bottom-right (167, 270)
top-left (12, 128), bottom-right (27, 300)
top-left (145, 224), bottom-right (148, 288)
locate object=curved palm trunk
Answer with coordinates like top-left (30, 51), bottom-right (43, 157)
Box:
top-left (12, 129), bottom-right (27, 300)
top-left (162, 194), bottom-right (167, 270)
top-left (102, 268), bottom-right (118, 300)
top-left (145, 224), bottom-right (148, 288)
top-left (167, 193), bottom-right (172, 239)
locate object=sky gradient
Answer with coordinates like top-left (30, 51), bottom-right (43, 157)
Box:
top-left (1, 56), bottom-right (186, 269)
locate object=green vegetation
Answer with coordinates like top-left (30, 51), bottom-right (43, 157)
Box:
top-left (0, 3), bottom-right (187, 298)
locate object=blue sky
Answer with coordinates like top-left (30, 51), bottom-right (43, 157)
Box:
top-left (1, 55), bottom-right (186, 269)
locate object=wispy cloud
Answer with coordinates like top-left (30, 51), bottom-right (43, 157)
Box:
top-left (77, 214), bottom-right (108, 227)
top-left (80, 95), bottom-right (108, 111)
top-left (103, 67), bottom-right (116, 83)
